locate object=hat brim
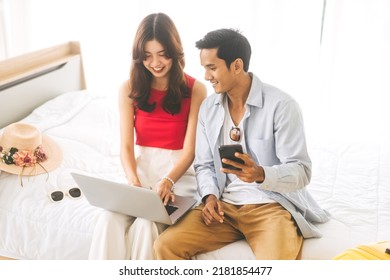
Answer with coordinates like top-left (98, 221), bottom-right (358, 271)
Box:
top-left (0, 135), bottom-right (62, 176)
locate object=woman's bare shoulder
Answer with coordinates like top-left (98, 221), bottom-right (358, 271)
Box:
top-left (118, 79), bottom-right (133, 104)
top-left (119, 79), bottom-right (131, 93)
top-left (192, 79), bottom-right (207, 100)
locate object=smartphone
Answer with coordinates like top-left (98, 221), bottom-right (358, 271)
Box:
top-left (218, 144), bottom-right (244, 171)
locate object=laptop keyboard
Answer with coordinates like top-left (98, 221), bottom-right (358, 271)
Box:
top-left (165, 204), bottom-right (178, 215)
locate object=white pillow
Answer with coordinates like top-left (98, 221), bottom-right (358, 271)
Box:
top-left (21, 90), bottom-right (93, 132)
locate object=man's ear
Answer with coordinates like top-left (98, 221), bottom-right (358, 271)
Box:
top-left (232, 58), bottom-right (244, 73)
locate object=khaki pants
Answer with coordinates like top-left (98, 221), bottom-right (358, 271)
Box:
top-left (154, 202), bottom-right (303, 260)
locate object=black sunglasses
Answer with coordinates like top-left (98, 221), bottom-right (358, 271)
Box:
top-left (49, 187), bottom-right (82, 202)
top-left (230, 126), bottom-right (241, 142)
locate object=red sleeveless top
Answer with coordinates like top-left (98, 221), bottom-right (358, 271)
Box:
top-left (134, 74), bottom-right (195, 150)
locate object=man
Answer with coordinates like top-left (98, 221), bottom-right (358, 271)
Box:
top-left (154, 28), bottom-right (329, 260)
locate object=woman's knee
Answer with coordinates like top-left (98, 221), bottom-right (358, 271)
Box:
top-left (132, 217), bottom-right (153, 228)
top-left (95, 210), bottom-right (133, 228)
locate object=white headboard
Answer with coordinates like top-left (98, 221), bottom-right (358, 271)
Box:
top-left (0, 41), bottom-right (86, 128)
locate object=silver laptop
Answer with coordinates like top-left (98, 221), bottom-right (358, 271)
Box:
top-left (71, 172), bottom-right (197, 225)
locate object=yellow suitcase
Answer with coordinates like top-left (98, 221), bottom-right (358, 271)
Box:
top-left (333, 241), bottom-right (390, 260)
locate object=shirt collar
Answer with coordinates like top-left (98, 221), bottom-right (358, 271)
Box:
top-left (246, 73), bottom-right (264, 108)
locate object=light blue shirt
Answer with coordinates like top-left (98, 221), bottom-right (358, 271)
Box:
top-left (194, 73), bottom-right (329, 238)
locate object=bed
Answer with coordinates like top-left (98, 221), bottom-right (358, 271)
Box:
top-left (1, 42), bottom-right (389, 260)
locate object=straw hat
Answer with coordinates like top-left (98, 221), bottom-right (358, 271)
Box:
top-left (0, 123), bottom-right (62, 175)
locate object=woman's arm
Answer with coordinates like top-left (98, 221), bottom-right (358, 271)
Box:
top-left (118, 80), bottom-right (141, 186)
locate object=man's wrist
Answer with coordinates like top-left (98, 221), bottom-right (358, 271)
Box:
top-left (255, 166), bottom-right (265, 184)
top-left (202, 194), bottom-right (216, 204)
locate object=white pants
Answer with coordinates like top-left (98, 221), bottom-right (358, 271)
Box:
top-left (88, 146), bottom-right (198, 259)
top-left (88, 211), bottom-right (167, 259)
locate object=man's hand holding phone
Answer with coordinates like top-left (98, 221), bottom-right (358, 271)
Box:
top-left (219, 144), bottom-right (265, 183)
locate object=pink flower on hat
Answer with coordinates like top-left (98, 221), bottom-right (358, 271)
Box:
top-left (12, 150), bottom-right (37, 167)
top-left (34, 146), bottom-right (47, 162)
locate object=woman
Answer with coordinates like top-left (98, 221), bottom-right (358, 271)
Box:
top-left (88, 13), bottom-right (207, 259)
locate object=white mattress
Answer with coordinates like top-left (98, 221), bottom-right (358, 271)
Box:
top-left (0, 91), bottom-right (389, 259)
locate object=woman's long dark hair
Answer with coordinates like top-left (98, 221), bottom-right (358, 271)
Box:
top-left (129, 13), bottom-right (189, 114)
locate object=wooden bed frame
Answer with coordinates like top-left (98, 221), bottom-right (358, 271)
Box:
top-left (0, 41), bottom-right (86, 128)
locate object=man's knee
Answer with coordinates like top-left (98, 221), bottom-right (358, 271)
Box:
top-left (153, 231), bottom-right (173, 259)
top-left (153, 234), bottom-right (163, 257)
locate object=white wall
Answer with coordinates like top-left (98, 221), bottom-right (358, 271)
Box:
top-left (2, 0), bottom-right (390, 145)
top-left (1, 0), bottom-right (323, 99)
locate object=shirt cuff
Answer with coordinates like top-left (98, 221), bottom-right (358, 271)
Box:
top-left (258, 166), bottom-right (277, 191)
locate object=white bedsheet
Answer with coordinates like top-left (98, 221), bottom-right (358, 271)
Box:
top-left (0, 91), bottom-right (123, 259)
top-left (1, 91), bottom-right (389, 259)
top-left (308, 141), bottom-right (390, 245)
